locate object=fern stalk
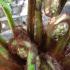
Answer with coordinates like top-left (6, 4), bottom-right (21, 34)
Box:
top-left (34, 0), bottom-right (43, 45)
top-left (27, 0), bottom-right (36, 40)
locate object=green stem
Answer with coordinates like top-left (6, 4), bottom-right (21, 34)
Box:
top-left (27, 50), bottom-right (35, 70)
top-left (27, 47), bottom-right (38, 70)
top-left (35, 0), bottom-right (43, 45)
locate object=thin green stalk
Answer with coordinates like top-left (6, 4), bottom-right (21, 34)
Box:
top-left (27, 46), bottom-right (38, 70)
top-left (0, 0), bottom-right (15, 28)
top-left (1, 4), bottom-right (15, 31)
top-left (27, 50), bottom-right (35, 70)
top-left (0, 0), bottom-right (16, 37)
